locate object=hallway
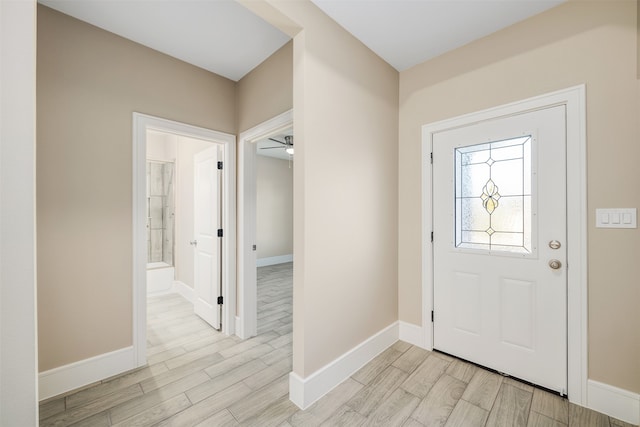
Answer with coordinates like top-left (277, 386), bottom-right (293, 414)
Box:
top-left (38, 262), bottom-right (631, 426)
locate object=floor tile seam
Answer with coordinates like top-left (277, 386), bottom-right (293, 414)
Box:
top-left (459, 396), bottom-right (491, 414)
top-left (42, 385), bottom-right (141, 427)
top-left (529, 409), bottom-right (568, 426)
top-left (141, 391), bottom-right (192, 426)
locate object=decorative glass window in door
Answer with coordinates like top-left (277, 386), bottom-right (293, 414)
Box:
top-left (454, 136), bottom-right (533, 254)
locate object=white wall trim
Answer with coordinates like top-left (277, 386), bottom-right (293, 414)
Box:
top-left (421, 85), bottom-right (588, 404)
top-left (289, 321), bottom-right (399, 410)
top-left (38, 347), bottom-right (135, 402)
top-left (587, 380), bottom-right (640, 425)
top-left (238, 110), bottom-right (293, 340)
top-left (234, 316), bottom-right (245, 339)
top-left (133, 113), bottom-right (237, 367)
top-left (399, 321), bottom-right (425, 348)
top-left (256, 254), bottom-right (293, 267)
top-left (0, 1), bottom-right (39, 423)
top-left (172, 281), bottom-right (196, 304)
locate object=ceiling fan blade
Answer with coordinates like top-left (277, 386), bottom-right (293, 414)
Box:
top-left (260, 146), bottom-right (285, 150)
top-left (268, 138), bottom-right (286, 145)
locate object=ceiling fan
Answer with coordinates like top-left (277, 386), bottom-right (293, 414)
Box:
top-left (260, 135), bottom-right (294, 155)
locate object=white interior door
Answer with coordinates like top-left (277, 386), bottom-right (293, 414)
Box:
top-left (193, 145), bottom-right (223, 330)
top-left (432, 106), bottom-right (567, 393)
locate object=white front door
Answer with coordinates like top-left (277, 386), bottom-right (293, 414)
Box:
top-left (432, 106), bottom-right (567, 393)
top-left (193, 145), bottom-right (223, 330)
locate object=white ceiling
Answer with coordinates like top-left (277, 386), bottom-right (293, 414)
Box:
top-left (311, 0), bottom-right (566, 71)
top-left (38, 0), bottom-right (291, 81)
top-left (39, 0), bottom-right (566, 81)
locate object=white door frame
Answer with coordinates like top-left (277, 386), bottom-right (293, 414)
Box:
top-left (421, 85), bottom-right (587, 404)
top-left (237, 109), bottom-right (293, 339)
top-left (132, 113), bottom-right (236, 367)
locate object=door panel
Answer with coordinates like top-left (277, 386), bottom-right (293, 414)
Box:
top-left (433, 106), bottom-right (567, 393)
top-left (193, 146), bottom-right (222, 329)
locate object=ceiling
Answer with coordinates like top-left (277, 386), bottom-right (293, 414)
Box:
top-left (39, 0), bottom-right (566, 80)
top-left (310, 0), bottom-right (566, 71)
top-left (256, 132), bottom-right (294, 161)
top-left (38, 0), bottom-right (291, 81)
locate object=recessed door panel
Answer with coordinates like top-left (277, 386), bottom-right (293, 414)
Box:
top-left (452, 272), bottom-right (482, 336)
top-left (499, 277), bottom-right (535, 351)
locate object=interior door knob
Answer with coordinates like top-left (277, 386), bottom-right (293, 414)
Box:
top-left (189, 240), bottom-right (198, 246)
top-left (548, 240), bottom-right (561, 249)
top-left (549, 259), bottom-right (562, 270)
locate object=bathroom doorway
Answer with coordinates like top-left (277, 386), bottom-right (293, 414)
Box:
top-left (132, 113), bottom-right (236, 368)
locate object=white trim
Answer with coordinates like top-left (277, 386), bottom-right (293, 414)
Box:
top-left (587, 380), bottom-right (640, 425)
top-left (0, 1), bottom-right (39, 423)
top-left (256, 254), bottom-right (293, 267)
top-left (172, 281), bottom-right (196, 304)
top-left (238, 110), bottom-right (293, 340)
top-left (133, 113), bottom-right (237, 367)
top-left (289, 322), bottom-right (399, 410)
top-left (235, 316), bottom-right (245, 339)
top-left (421, 85), bottom-right (587, 404)
top-left (399, 321), bottom-right (425, 348)
top-left (38, 347), bottom-right (135, 401)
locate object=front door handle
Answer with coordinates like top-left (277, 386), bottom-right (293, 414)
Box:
top-left (548, 259), bottom-right (562, 270)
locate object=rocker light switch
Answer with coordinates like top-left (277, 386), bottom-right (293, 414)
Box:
top-left (596, 208), bottom-right (637, 228)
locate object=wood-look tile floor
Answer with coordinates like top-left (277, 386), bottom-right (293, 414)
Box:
top-left (39, 262), bottom-right (635, 427)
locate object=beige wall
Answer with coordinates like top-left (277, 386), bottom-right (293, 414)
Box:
top-left (256, 156), bottom-right (294, 259)
top-left (244, 0), bottom-right (399, 377)
top-left (37, 5), bottom-right (236, 371)
top-left (174, 137), bottom-right (214, 288)
top-left (398, 1), bottom-right (640, 393)
top-left (236, 41), bottom-right (293, 133)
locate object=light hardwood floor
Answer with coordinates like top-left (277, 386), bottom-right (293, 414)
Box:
top-left (39, 262), bottom-right (635, 427)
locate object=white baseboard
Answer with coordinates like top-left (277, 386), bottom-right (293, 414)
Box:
top-left (399, 321), bottom-right (425, 348)
top-left (172, 281), bottom-right (195, 304)
top-left (587, 380), bottom-right (639, 425)
top-left (256, 254), bottom-right (293, 267)
top-left (39, 346), bottom-right (135, 401)
top-left (289, 321), bottom-right (399, 409)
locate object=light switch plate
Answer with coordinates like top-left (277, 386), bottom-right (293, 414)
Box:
top-left (596, 208), bottom-right (637, 228)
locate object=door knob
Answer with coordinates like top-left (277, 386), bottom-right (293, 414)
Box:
top-left (548, 259), bottom-right (562, 269)
top-left (548, 240), bottom-right (561, 249)
top-left (189, 240), bottom-right (198, 246)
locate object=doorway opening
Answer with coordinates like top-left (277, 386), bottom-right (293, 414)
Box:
top-left (237, 110), bottom-right (293, 339)
top-left (133, 113), bottom-right (236, 368)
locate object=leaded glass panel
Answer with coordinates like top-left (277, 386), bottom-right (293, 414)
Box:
top-left (455, 136), bottom-right (533, 254)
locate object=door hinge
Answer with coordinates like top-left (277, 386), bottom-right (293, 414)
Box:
top-left (430, 152), bottom-right (433, 164)
top-left (217, 229), bottom-right (223, 237)
top-left (217, 296), bottom-right (223, 305)
top-left (217, 161), bottom-right (223, 170)
top-left (431, 231), bottom-right (434, 242)
top-left (431, 310), bottom-right (434, 322)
